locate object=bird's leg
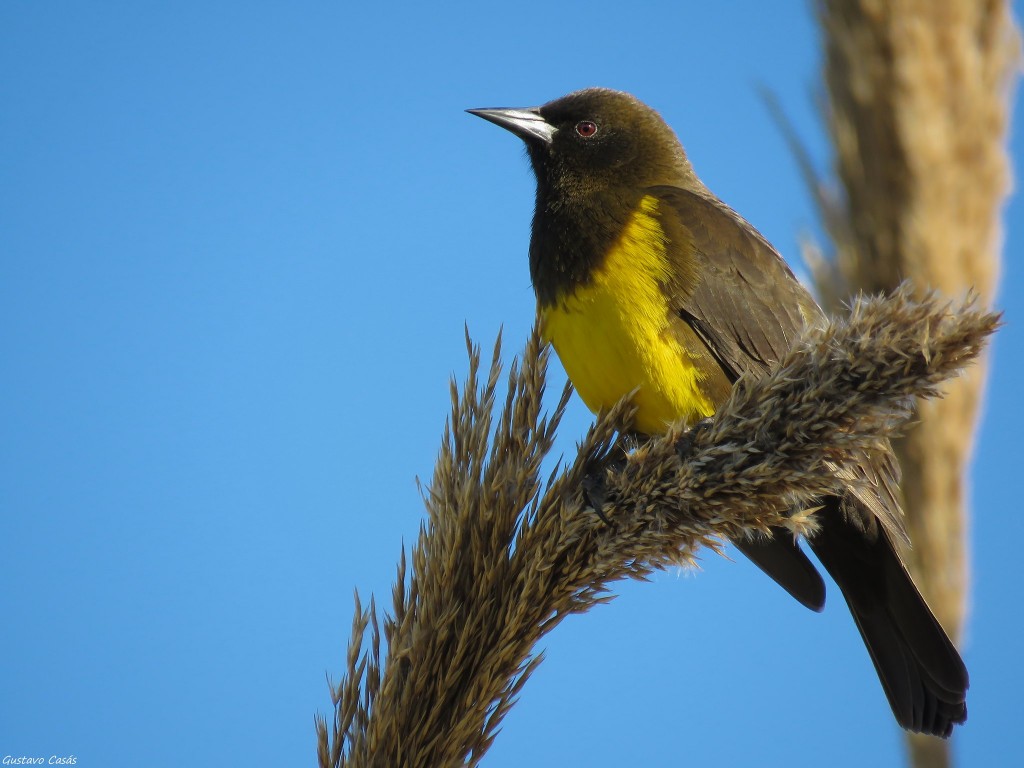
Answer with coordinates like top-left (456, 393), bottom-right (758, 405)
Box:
top-left (582, 441), bottom-right (630, 525)
top-left (674, 416), bottom-right (715, 461)
top-left (584, 417), bottom-right (715, 523)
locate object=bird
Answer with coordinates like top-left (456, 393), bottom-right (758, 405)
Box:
top-left (468, 87), bottom-right (969, 737)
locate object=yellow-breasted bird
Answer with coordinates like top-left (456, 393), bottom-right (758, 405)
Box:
top-left (469, 88), bottom-right (968, 737)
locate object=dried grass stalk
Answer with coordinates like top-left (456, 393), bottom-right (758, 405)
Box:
top-left (813, 3), bottom-right (1019, 763)
top-left (315, 287), bottom-right (998, 768)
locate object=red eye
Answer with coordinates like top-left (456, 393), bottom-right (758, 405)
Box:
top-left (575, 120), bottom-right (598, 138)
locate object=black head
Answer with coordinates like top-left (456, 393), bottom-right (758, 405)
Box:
top-left (468, 88), bottom-right (697, 197)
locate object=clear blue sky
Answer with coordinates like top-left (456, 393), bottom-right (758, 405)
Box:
top-left (2, 3), bottom-right (1021, 766)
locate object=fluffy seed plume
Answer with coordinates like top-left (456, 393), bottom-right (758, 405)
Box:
top-left (315, 286), bottom-right (999, 768)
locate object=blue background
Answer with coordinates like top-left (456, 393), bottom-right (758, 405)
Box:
top-left (2, 2), bottom-right (1020, 765)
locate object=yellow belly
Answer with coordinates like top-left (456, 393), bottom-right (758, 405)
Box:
top-left (539, 195), bottom-right (716, 435)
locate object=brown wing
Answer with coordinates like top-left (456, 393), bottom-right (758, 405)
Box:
top-left (651, 185), bottom-right (967, 735)
top-left (650, 184), bottom-right (821, 382)
top-left (650, 184), bottom-right (830, 611)
top-left (652, 184), bottom-right (905, 543)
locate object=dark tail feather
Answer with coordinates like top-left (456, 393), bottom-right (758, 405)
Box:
top-left (734, 529), bottom-right (825, 612)
top-left (808, 498), bottom-right (969, 737)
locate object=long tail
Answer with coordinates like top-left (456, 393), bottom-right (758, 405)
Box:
top-left (808, 497), bottom-right (969, 737)
top-left (734, 531), bottom-right (825, 612)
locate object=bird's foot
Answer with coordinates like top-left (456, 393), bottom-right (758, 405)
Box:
top-left (674, 417), bottom-right (715, 460)
top-left (583, 446), bottom-right (629, 525)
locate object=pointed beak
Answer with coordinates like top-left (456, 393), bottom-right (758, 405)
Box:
top-left (466, 106), bottom-right (556, 146)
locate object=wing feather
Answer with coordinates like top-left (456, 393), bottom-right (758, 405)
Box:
top-left (651, 185), bottom-right (820, 380)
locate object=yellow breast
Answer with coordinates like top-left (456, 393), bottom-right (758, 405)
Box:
top-left (539, 195), bottom-right (716, 435)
